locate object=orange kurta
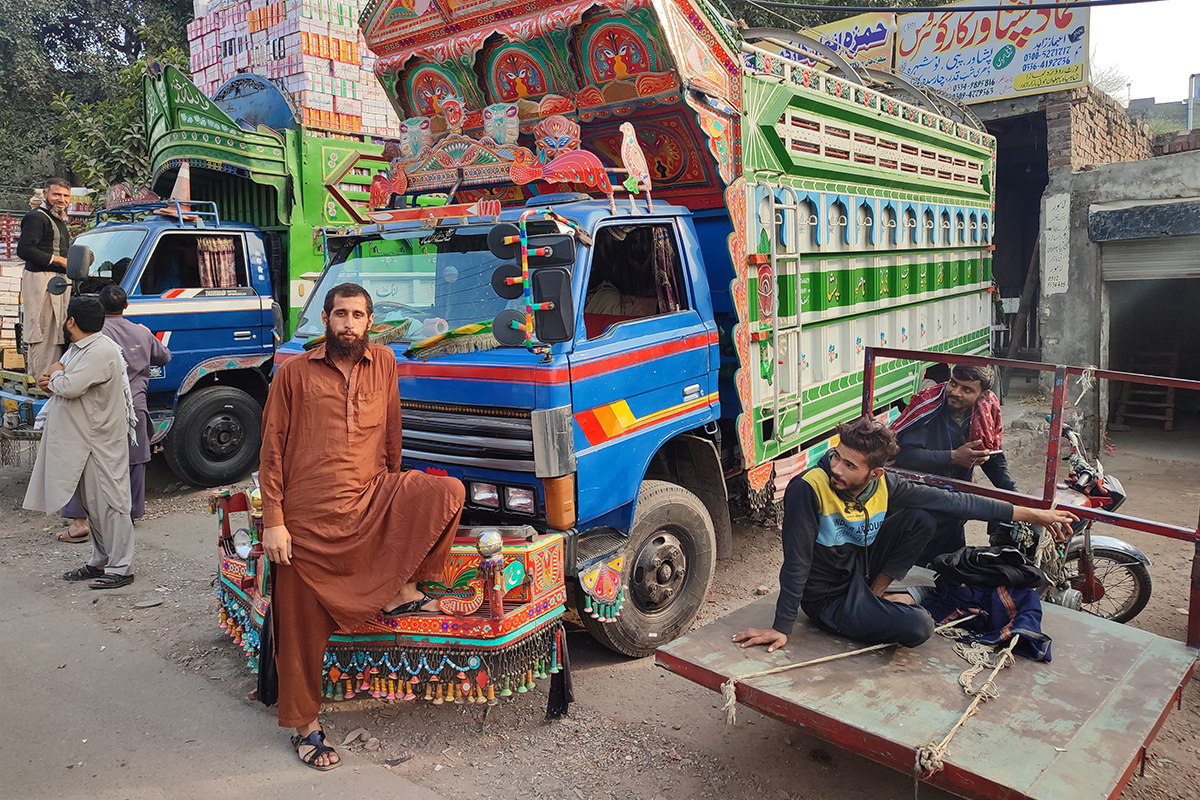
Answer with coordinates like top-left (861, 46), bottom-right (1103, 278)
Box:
top-left (259, 343), bottom-right (465, 630)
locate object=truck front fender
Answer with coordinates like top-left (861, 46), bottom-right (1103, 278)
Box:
top-left (178, 354), bottom-right (272, 398)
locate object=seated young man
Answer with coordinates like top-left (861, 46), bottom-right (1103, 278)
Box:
top-left (891, 364), bottom-right (1016, 565)
top-left (734, 416), bottom-right (1075, 653)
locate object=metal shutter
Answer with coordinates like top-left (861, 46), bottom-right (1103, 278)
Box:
top-left (1101, 236), bottom-right (1200, 281)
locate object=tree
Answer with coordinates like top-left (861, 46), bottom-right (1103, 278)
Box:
top-left (1090, 50), bottom-right (1130, 106)
top-left (53, 47), bottom-right (190, 193)
top-left (0, 0), bottom-right (189, 208)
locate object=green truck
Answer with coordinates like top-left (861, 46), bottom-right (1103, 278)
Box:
top-left (144, 65), bottom-right (393, 335)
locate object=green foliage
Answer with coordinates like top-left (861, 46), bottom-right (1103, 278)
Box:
top-left (53, 49), bottom-right (190, 193)
top-left (0, 0), bottom-right (189, 208)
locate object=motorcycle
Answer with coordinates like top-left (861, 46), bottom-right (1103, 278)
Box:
top-left (999, 420), bottom-right (1153, 624)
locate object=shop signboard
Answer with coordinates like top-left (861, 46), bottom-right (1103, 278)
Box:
top-left (896, 0), bottom-right (1089, 104)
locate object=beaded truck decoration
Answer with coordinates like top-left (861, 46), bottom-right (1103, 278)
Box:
top-left (210, 486), bottom-right (570, 712)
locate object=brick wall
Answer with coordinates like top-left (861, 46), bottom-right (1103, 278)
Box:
top-left (1044, 85), bottom-right (1154, 174)
top-left (1153, 128), bottom-right (1200, 156)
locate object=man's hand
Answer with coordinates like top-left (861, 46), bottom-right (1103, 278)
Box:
top-left (37, 372), bottom-right (51, 392)
top-left (950, 439), bottom-right (992, 468)
top-left (732, 627), bottom-right (788, 652)
top-left (1013, 506), bottom-right (1078, 543)
top-left (48, 361), bottom-right (64, 375)
top-left (262, 524), bottom-right (292, 565)
top-left (50, 255), bottom-right (67, 268)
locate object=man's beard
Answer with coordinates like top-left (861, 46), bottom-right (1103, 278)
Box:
top-left (324, 323), bottom-right (369, 361)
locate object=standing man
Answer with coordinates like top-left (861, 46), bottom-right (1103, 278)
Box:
top-left (891, 364), bottom-right (1017, 564)
top-left (17, 177), bottom-right (73, 380)
top-left (59, 285), bottom-right (172, 542)
top-left (25, 297), bottom-right (137, 589)
top-left (733, 416), bottom-right (1074, 653)
top-left (259, 283), bottom-right (465, 771)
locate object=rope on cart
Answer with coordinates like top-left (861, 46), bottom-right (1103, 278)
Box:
top-left (912, 634), bottom-right (1021, 796)
top-left (719, 615), bottom-right (978, 727)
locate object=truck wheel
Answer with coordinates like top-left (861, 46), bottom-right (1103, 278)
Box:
top-left (164, 386), bottom-right (262, 487)
top-left (579, 480), bottom-right (716, 657)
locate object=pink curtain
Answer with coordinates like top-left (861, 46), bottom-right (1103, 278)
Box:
top-left (197, 236), bottom-right (238, 288)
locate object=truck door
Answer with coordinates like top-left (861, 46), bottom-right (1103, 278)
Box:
top-left (569, 221), bottom-right (717, 524)
top-left (126, 230), bottom-right (272, 393)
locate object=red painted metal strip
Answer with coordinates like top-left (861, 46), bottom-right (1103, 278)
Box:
top-left (866, 346), bottom-right (1200, 394)
top-left (394, 361), bottom-right (569, 383)
top-left (1043, 366), bottom-right (1067, 506)
top-left (887, 468), bottom-right (1199, 542)
top-left (570, 331), bottom-right (718, 381)
top-left (1189, 544), bottom-right (1200, 650)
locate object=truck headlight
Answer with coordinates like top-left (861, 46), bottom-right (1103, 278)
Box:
top-left (470, 482), bottom-right (500, 509)
top-left (504, 486), bottom-right (536, 515)
top-left (232, 528), bottom-right (253, 560)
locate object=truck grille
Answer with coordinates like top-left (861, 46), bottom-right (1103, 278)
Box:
top-left (401, 401), bottom-right (535, 473)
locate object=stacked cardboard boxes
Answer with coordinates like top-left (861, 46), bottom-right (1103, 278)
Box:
top-left (187, 0), bottom-right (399, 136)
top-left (0, 261), bottom-right (20, 353)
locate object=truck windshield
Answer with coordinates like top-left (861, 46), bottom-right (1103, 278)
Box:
top-left (296, 224), bottom-right (557, 344)
top-left (75, 228), bottom-right (148, 283)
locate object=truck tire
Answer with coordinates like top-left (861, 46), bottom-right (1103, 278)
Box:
top-left (579, 480), bottom-right (716, 657)
top-left (164, 386), bottom-right (262, 487)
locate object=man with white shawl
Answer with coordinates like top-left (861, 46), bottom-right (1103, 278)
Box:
top-left (25, 296), bottom-right (139, 589)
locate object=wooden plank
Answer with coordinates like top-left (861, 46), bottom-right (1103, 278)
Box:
top-left (656, 595), bottom-right (1196, 800)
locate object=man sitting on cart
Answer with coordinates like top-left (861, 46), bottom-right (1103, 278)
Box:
top-left (734, 416), bottom-right (1074, 653)
top-left (890, 364), bottom-right (1016, 565)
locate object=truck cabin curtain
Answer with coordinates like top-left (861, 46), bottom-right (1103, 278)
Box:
top-left (653, 227), bottom-right (680, 314)
top-left (197, 236), bottom-right (238, 288)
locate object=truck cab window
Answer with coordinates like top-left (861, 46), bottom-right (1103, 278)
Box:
top-left (140, 234), bottom-right (248, 295)
top-left (583, 224), bottom-right (686, 339)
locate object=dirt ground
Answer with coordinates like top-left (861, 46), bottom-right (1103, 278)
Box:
top-left (1, 411), bottom-right (1197, 800)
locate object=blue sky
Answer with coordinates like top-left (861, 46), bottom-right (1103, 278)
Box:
top-left (1091, 0), bottom-right (1199, 103)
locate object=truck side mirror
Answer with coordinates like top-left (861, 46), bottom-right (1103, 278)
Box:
top-left (66, 244), bottom-right (93, 282)
top-left (487, 222), bottom-right (576, 267)
top-left (488, 222), bottom-right (577, 347)
top-left (532, 267), bottom-right (574, 343)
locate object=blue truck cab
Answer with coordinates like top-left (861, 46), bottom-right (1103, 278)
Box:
top-left (1, 201), bottom-right (280, 487)
top-left (279, 196), bottom-right (735, 656)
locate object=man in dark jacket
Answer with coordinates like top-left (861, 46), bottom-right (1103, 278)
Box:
top-left (733, 416), bottom-right (1074, 652)
top-left (17, 177), bottom-right (73, 380)
top-left (892, 365), bottom-right (1017, 564)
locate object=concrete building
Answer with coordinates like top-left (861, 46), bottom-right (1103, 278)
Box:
top-left (970, 85), bottom-right (1200, 441)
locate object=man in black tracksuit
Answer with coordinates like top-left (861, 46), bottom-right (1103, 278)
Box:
top-left (17, 177), bottom-right (73, 380)
top-left (734, 416), bottom-right (1074, 652)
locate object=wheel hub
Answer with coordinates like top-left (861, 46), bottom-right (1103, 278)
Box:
top-left (630, 532), bottom-right (687, 612)
top-left (201, 414), bottom-right (245, 460)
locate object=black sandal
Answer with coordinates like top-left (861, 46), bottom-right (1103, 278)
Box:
top-left (291, 729), bottom-right (341, 771)
top-left (381, 592), bottom-right (439, 617)
top-left (63, 565), bottom-right (104, 581)
top-left (88, 573), bottom-right (135, 589)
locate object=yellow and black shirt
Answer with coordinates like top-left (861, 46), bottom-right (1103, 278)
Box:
top-left (771, 453), bottom-right (1013, 636)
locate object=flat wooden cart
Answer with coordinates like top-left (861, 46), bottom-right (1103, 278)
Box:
top-left (656, 595), bottom-right (1196, 800)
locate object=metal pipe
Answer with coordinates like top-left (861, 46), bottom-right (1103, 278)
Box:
top-left (1044, 365), bottom-right (1067, 506)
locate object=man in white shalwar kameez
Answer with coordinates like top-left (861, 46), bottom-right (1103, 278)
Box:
top-left (25, 297), bottom-right (139, 589)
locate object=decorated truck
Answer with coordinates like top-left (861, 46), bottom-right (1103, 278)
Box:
top-left (252, 0), bottom-right (999, 659)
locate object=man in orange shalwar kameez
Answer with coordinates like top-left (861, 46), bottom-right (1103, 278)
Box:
top-left (259, 283), bottom-right (465, 771)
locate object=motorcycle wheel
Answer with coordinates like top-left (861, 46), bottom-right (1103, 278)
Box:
top-left (1060, 546), bottom-right (1152, 623)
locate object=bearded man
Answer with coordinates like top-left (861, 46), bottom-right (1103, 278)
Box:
top-left (734, 416), bottom-right (1075, 653)
top-left (17, 177), bottom-right (73, 380)
top-left (258, 283), bottom-right (465, 771)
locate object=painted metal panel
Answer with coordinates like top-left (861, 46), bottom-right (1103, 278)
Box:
top-left (657, 595), bottom-right (1197, 800)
